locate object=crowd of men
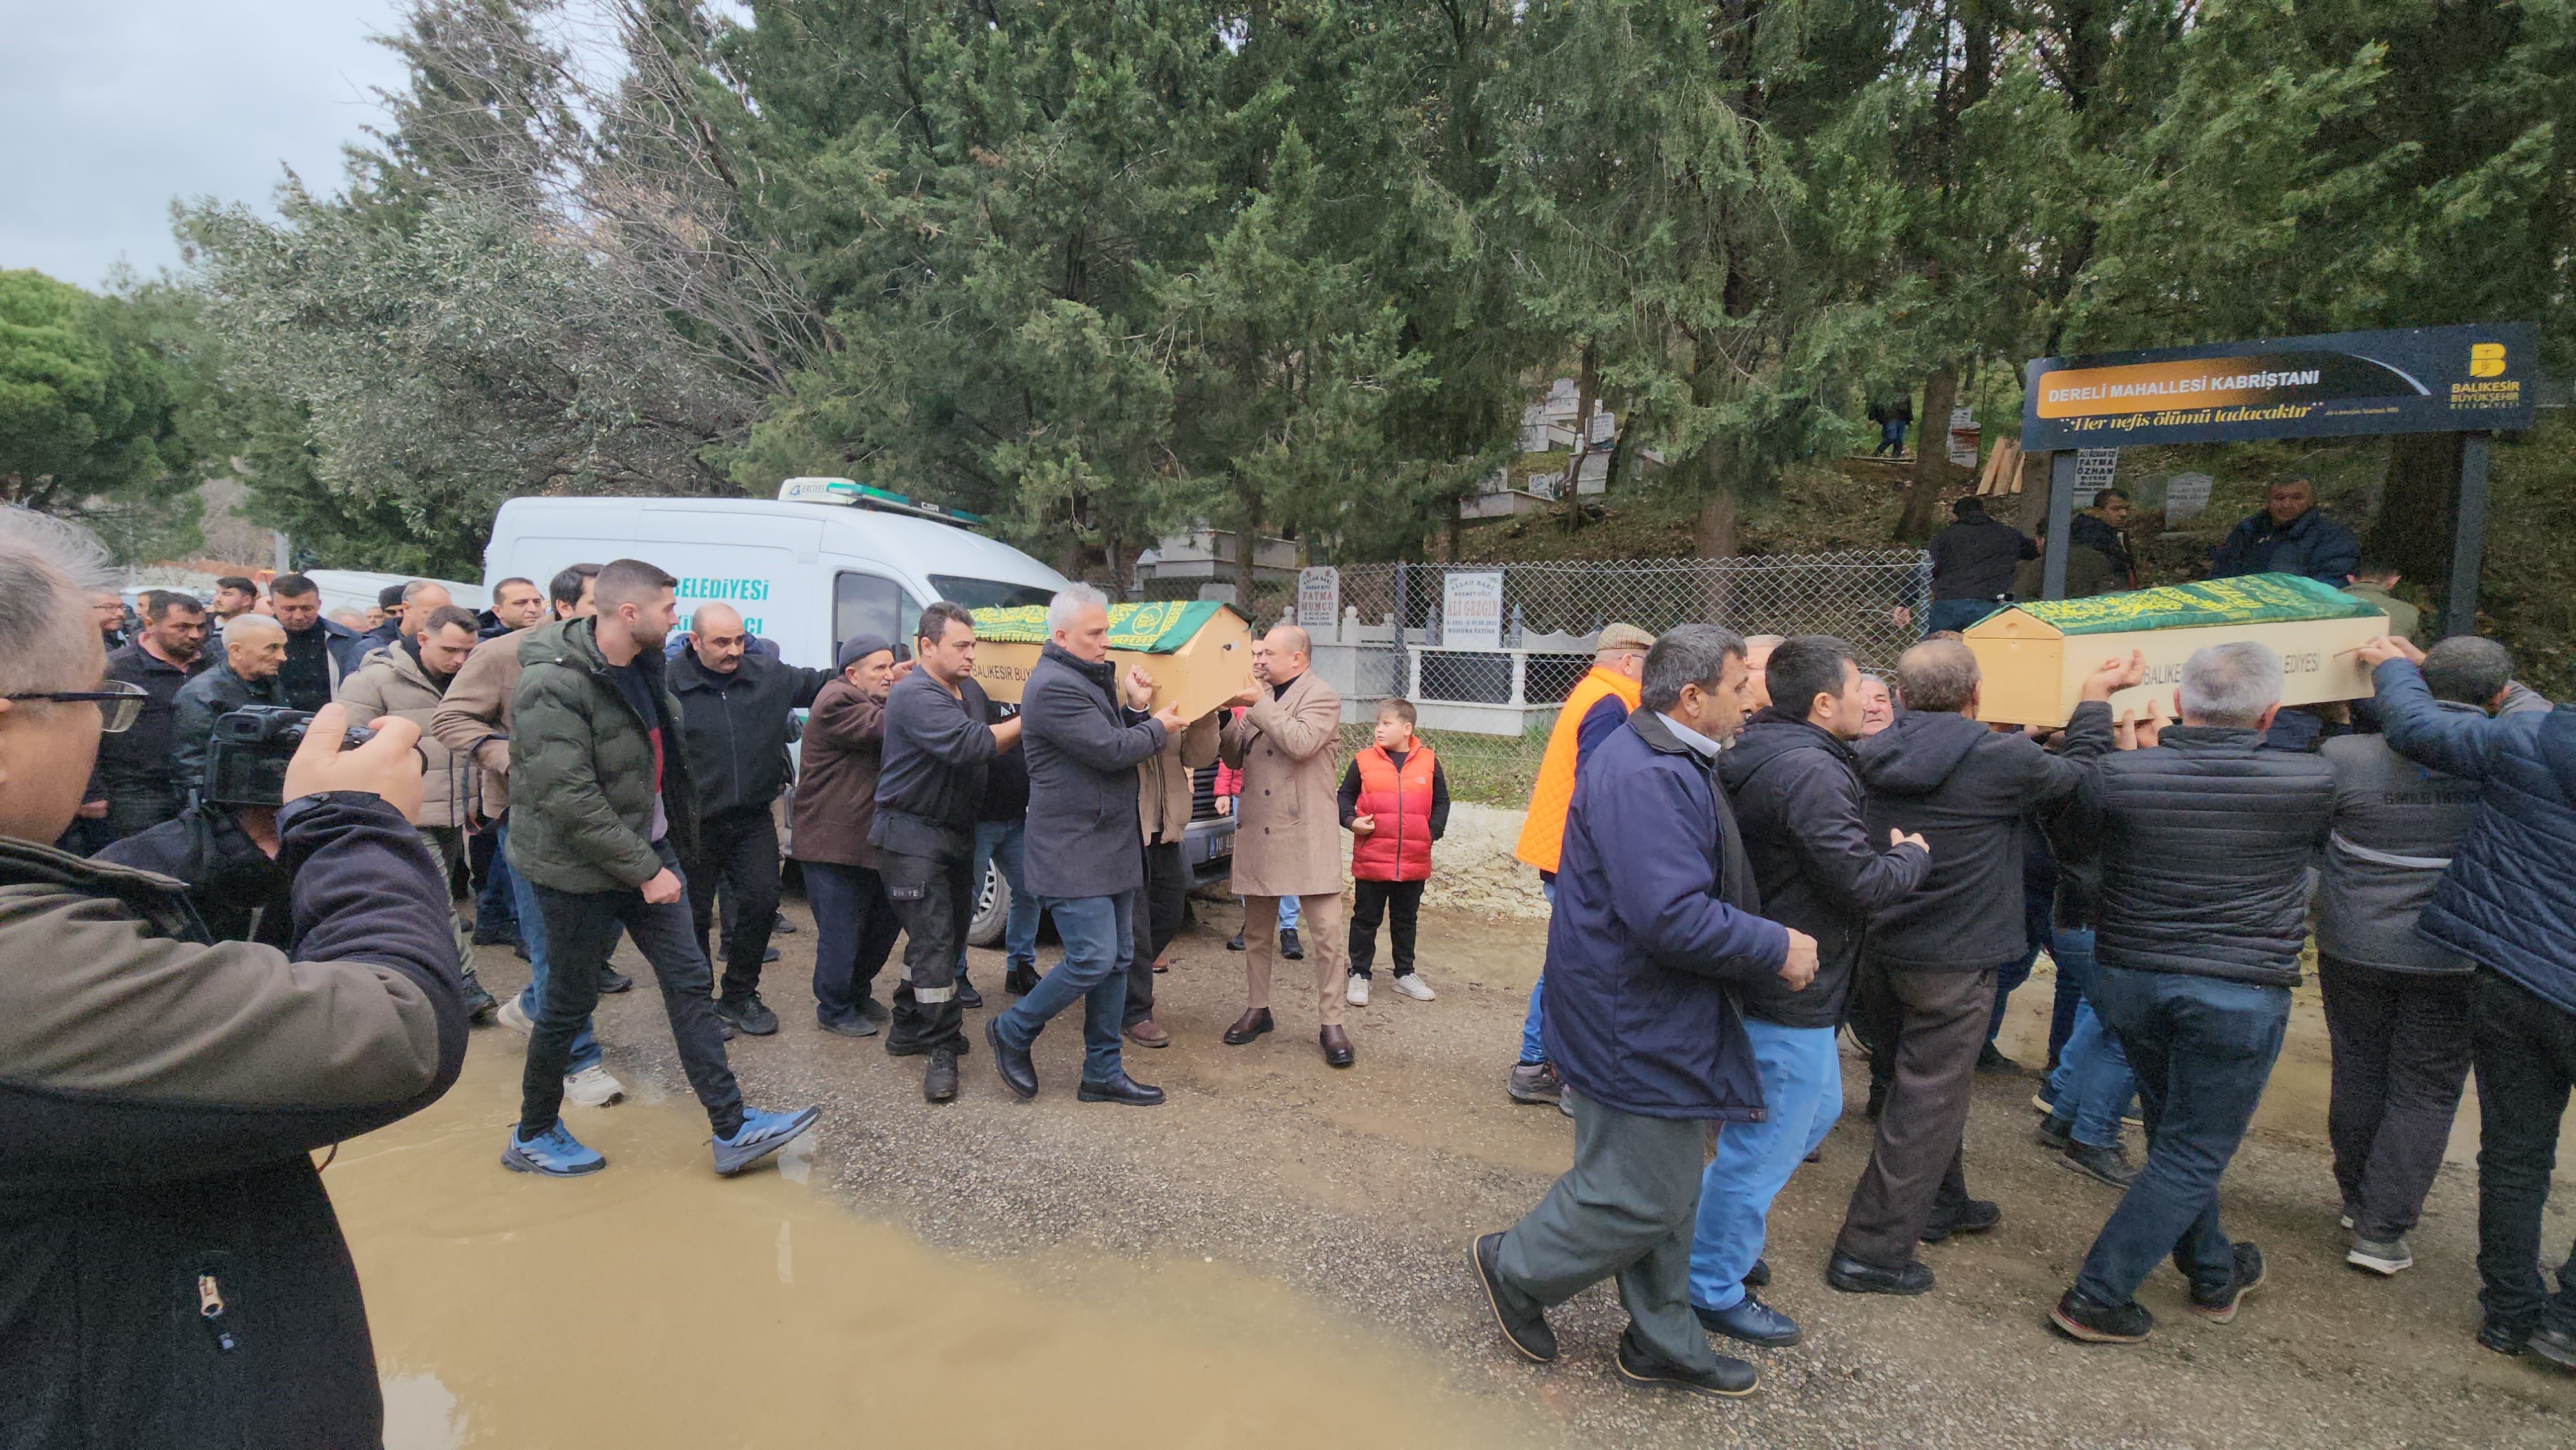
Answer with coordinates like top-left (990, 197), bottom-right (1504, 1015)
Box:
top-left (5, 505), bottom-right (2570, 1440)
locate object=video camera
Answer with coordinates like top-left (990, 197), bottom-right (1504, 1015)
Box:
top-left (202, 705), bottom-right (377, 809)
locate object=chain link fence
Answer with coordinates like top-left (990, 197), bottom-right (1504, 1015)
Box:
top-left (1289, 551), bottom-right (1932, 805)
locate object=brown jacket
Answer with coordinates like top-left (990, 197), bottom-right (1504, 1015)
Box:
top-left (337, 645), bottom-right (469, 829)
top-left (428, 628), bottom-right (528, 816)
top-left (790, 675), bottom-right (889, 868)
top-left (1139, 711), bottom-right (1222, 843)
top-left (1219, 668), bottom-right (1345, 897)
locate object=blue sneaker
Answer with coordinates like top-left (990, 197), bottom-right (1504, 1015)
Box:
top-left (502, 1122), bottom-right (606, 1176)
top-left (712, 1106), bottom-right (821, 1176)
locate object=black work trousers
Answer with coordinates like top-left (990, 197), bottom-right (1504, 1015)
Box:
top-left (1124, 839), bottom-right (1188, 1027)
top-left (687, 804), bottom-right (783, 1003)
top-left (883, 847), bottom-right (974, 1055)
top-left (1347, 878), bottom-right (1425, 979)
top-left (2318, 955), bottom-right (2474, 1241)
top-left (520, 840), bottom-right (743, 1138)
top-left (2470, 969), bottom-right (2576, 1339)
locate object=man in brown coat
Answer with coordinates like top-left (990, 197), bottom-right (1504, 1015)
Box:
top-left (426, 564), bottom-right (623, 1107)
top-left (793, 634), bottom-right (912, 1035)
top-left (1126, 706), bottom-right (1222, 1048)
top-left (1220, 625), bottom-right (1354, 1066)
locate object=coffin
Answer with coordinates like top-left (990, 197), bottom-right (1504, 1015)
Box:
top-left (1962, 573), bottom-right (2389, 726)
top-left (968, 601), bottom-right (1256, 723)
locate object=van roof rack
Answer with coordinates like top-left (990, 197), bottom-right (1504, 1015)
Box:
top-left (777, 476), bottom-right (987, 527)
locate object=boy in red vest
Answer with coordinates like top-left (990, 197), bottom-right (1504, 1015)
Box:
top-left (1339, 698), bottom-right (1450, 1006)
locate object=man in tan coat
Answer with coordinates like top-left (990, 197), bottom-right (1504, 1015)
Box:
top-left (1219, 625), bottom-right (1355, 1066)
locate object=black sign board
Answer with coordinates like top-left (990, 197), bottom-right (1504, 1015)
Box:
top-left (2021, 323), bottom-right (2536, 451)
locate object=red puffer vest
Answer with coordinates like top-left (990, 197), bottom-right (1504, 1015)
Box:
top-left (1350, 741), bottom-right (1438, 882)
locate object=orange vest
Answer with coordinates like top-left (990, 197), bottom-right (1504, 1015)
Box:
top-left (1350, 741), bottom-right (1438, 881)
top-left (1513, 665), bottom-right (1642, 873)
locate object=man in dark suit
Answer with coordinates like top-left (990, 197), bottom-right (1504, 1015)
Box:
top-left (987, 583), bottom-right (1185, 1106)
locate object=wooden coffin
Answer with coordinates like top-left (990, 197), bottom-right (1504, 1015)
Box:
top-left (968, 600), bottom-right (1256, 724)
top-left (1962, 573), bottom-right (2389, 727)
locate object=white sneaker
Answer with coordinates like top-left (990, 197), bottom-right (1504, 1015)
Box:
top-left (563, 1064), bottom-right (626, 1108)
top-left (1346, 975), bottom-right (1370, 1006)
top-left (1391, 974), bottom-right (1437, 1001)
top-left (497, 995), bottom-right (535, 1034)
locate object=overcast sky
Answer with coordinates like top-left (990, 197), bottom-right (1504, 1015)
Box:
top-left (1, 1), bottom-right (410, 289)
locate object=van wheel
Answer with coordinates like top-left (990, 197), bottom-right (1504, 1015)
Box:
top-left (967, 858), bottom-right (1007, 948)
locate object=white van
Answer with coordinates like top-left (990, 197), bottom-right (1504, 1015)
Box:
top-left (480, 480), bottom-right (1236, 935)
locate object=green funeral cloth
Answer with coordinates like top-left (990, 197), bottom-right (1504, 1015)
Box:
top-left (970, 599), bottom-right (1232, 653)
top-left (2007, 572), bottom-right (2381, 636)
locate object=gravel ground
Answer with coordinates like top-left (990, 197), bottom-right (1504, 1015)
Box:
top-left (473, 895), bottom-right (2576, 1448)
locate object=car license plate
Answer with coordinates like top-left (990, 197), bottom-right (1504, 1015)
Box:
top-left (1210, 834), bottom-right (1233, 858)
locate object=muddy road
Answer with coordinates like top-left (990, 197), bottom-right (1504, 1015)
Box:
top-left (337, 901), bottom-right (2576, 1447)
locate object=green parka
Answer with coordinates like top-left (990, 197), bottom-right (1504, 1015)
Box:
top-left (503, 617), bottom-right (699, 893)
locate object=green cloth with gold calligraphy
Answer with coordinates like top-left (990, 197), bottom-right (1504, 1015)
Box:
top-left (2006, 572), bottom-right (2381, 636)
top-left (969, 599), bottom-right (1233, 652)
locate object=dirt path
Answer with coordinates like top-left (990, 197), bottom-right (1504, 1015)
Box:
top-left (354, 901), bottom-right (2576, 1447)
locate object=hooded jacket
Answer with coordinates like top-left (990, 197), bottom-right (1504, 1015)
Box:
top-left (1540, 708), bottom-right (1791, 1122)
top-left (0, 793), bottom-right (462, 1449)
top-left (1856, 702), bottom-right (2113, 970)
top-left (2372, 661), bottom-right (2576, 1014)
top-left (504, 617), bottom-right (699, 894)
top-left (2076, 725), bottom-right (2334, 986)
top-left (1718, 711), bottom-right (1932, 1027)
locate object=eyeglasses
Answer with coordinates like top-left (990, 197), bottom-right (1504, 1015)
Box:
top-left (6, 680), bottom-right (149, 733)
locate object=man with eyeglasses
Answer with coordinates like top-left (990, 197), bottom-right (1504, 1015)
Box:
top-left (79, 588), bottom-right (211, 846)
top-left (0, 505), bottom-right (466, 1447)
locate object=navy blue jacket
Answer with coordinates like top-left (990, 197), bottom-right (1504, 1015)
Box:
top-left (2374, 661), bottom-right (2576, 1015)
top-left (1540, 708), bottom-right (1792, 1122)
top-left (2208, 507), bottom-right (2360, 585)
top-left (1019, 643), bottom-right (1168, 899)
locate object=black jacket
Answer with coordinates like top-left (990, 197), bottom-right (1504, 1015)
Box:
top-left (668, 650), bottom-right (831, 819)
top-left (2070, 513), bottom-right (2136, 587)
top-left (1018, 643), bottom-right (1170, 899)
top-left (1928, 514), bottom-right (2038, 601)
top-left (873, 670), bottom-right (997, 860)
top-left (976, 695), bottom-right (1031, 823)
top-left (0, 793), bottom-right (463, 1450)
top-left (1718, 712), bottom-right (1931, 1026)
top-left (1857, 702), bottom-right (2113, 970)
top-left (94, 805), bottom-right (296, 948)
top-left (170, 663), bottom-right (287, 796)
top-left (2077, 726), bottom-right (2336, 986)
top-left (90, 642), bottom-right (204, 813)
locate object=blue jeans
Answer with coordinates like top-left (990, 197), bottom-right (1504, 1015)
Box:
top-left (994, 890), bottom-right (1133, 1085)
top-left (1926, 598), bottom-right (2002, 636)
top-left (475, 819), bottom-right (518, 939)
top-left (1520, 877), bottom-right (1556, 1065)
top-left (967, 819), bottom-right (1039, 972)
top-left (503, 816), bottom-right (600, 1073)
top-left (2043, 930), bottom-right (2136, 1149)
top-left (1689, 1020), bottom-right (1841, 1311)
top-left (2074, 966), bottom-right (2290, 1306)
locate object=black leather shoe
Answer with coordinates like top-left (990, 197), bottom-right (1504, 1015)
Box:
top-left (1003, 966), bottom-right (1041, 996)
top-left (761, 945), bottom-right (781, 964)
top-left (1320, 1024), bottom-right (1354, 1067)
top-left (1826, 1252), bottom-right (1935, 1296)
top-left (1694, 1292), bottom-right (1801, 1348)
top-left (1077, 1072), bottom-right (1166, 1106)
top-left (1613, 1329), bottom-right (1757, 1398)
top-left (459, 969), bottom-right (498, 1023)
top-left (1279, 928), bottom-right (1303, 959)
top-left (923, 1046), bottom-right (960, 1103)
top-left (1222, 1008), bottom-right (1274, 1045)
top-left (987, 1019), bottom-right (1038, 1100)
top-left (771, 912), bottom-right (797, 935)
top-left (1920, 1198), bottom-right (2001, 1243)
top-left (2477, 1318), bottom-right (2532, 1357)
top-left (1743, 1257), bottom-right (1770, 1288)
top-left (2188, 1243), bottom-right (2266, 1323)
top-left (2526, 1324), bottom-right (2576, 1371)
top-left (817, 1012), bottom-right (880, 1039)
top-left (1226, 933), bottom-right (1246, 952)
top-left (954, 974), bottom-right (983, 1010)
top-left (1470, 1234), bottom-right (1556, 1363)
top-left (2050, 1287), bottom-right (2154, 1343)
top-left (598, 966), bottom-right (634, 994)
top-left (2034, 1115), bottom-right (2075, 1152)
top-left (855, 992), bottom-right (891, 1025)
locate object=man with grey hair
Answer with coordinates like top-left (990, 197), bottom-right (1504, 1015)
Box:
top-left (171, 610), bottom-right (290, 789)
top-left (988, 585), bottom-right (1186, 1103)
top-left (2312, 636), bottom-right (2522, 1279)
top-left (2049, 641), bottom-right (2334, 1346)
top-left (1472, 624), bottom-right (1816, 1398)
top-left (0, 505), bottom-right (467, 1445)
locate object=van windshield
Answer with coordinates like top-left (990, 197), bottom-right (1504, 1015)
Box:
top-left (930, 576), bottom-right (1057, 611)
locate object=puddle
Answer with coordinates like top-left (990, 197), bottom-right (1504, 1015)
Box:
top-left (332, 1038), bottom-right (1532, 1449)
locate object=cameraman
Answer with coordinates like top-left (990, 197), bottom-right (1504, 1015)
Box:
top-left (0, 508), bottom-right (465, 1447)
top-left (97, 793), bottom-right (294, 948)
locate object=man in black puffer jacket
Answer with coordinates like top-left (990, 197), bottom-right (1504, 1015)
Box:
top-left (1828, 637), bottom-right (2125, 1297)
top-left (2049, 641), bottom-right (2333, 1347)
top-left (1691, 636), bottom-right (1930, 1348)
